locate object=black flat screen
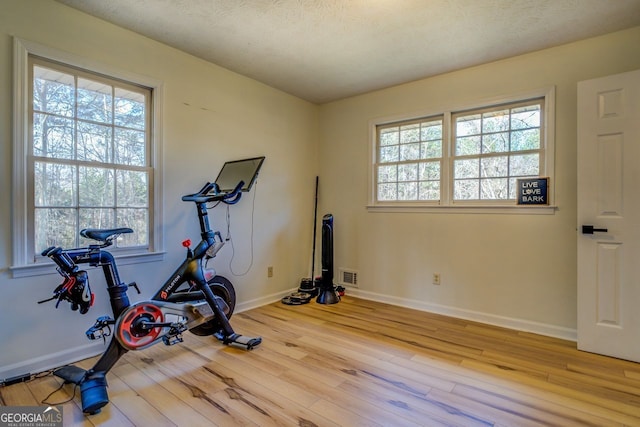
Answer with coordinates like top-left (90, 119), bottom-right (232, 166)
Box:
top-left (214, 156), bottom-right (265, 192)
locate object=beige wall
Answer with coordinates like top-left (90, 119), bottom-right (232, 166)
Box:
top-left (0, 0), bottom-right (318, 379)
top-left (318, 26), bottom-right (640, 338)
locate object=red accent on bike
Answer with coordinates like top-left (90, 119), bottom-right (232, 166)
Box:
top-left (160, 291), bottom-right (168, 300)
top-left (63, 276), bottom-right (76, 291)
top-left (90, 293), bottom-right (95, 307)
top-left (204, 269), bottom-right (215, 282)
top-left (182, 239), bottom-right (191, 248)
top-left (116, 303), bottom-right (164, 350)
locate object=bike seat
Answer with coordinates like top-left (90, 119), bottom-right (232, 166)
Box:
top-left (81, 228), bottom-right (133, 243)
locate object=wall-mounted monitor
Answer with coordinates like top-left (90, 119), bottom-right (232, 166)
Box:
top-left (214, 156), bottom-right (265, 192)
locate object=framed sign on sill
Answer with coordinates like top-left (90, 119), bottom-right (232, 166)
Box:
top-left (517, 177), bottom-right (549, 205)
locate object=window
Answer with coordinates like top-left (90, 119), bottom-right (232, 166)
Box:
top-left (377, 118), bottom-right (443, 202)
top-left (30, 58), bottom-right (151, 251)
top-left (12, 38), bottom-right (164, 276)
top-left (371, 89), bottom-right (554, 211)
top-left (452, 100), bottom-right (543, 201)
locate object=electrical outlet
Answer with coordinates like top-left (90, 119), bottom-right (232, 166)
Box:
top-left (268, 266), bottom-right (273, 278)
top-left (433, 273), bottom-right (441, 285)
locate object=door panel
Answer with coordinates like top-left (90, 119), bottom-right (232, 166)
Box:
top-left (577, 69), bottom-right (640, 362)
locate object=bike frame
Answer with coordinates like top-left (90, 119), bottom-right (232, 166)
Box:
top-left (40, 176), bottom-right (263, 414)
top-left (43, 181), bottom-right (255, 382)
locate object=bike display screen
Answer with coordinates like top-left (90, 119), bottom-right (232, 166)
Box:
top-left (214, 156), bottom-right (265, 192)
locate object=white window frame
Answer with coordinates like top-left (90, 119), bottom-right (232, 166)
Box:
top-left (11, 38), bottom-right (165, 277)
top-left (367, 87), bottom-right (556, 214)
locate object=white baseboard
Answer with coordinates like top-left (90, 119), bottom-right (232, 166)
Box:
top-left (235, 288), bottom-right (296, 313)
top-left (346, 288), bottom-right (577, 342)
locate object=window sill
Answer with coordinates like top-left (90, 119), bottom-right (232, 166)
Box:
top-left (366, 204), bottom-right (558, 215)
top-left (10, 251), bottom-right (167, 279)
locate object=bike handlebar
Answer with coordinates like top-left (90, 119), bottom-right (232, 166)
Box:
top-left (181, 180), bottom-right (244, 204)
top-left (42, 246), bottom-right (78, 275)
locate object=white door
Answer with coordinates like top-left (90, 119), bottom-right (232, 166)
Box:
top-left (577, 69), bottom-right (640, 362)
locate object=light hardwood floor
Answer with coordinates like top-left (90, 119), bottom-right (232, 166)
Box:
top-left (2, 297), bottom-right (640, 426)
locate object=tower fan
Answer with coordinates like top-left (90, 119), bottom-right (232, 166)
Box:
top-left (316, 213), bottom-right (340, 304)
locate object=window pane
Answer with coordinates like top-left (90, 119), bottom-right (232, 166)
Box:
top-left (454, 179), bottom-right (479, 200)
top-left (456, 135), bottom-right (480, 156)
top-left (117, 208), bottom-right (148, 246)
top-left (79, 208), bottom-right (115, 238)
top-left (482, 109), bottom-right (509, 133)
top-left (398, 163), bottom-right (418, 182)
top-left (511, 105), bottom-right (540, 129)
top-left (77, 78), bottom-right (112, 123)
top-left (117, 170), bottom-right (148, 207)
top-left (114, 128), bottom-right (146, 166)
top-left (510, 153), bottom-right (539, 176)
top-left (379, 127), bottom-right (399, 146)
top-left (456, 114), bottom-right (481, 137)
top-left (378, 183), bottom-right (397, 201)
top-left (419, 161), bottom-right (440, 180)
top-left (454, 158), bottom-right (479, 179)
top-left (482, 132), bottom-right (509, 153)
top-left (379, 145), bottom-right (399, 163)
top-left (33, 66), bottom-right (74, 117)
top-left (511, 129), bottom-right (540, 151)
top-left (481, 178), bottom-right (508, 199)
top-left (480, 156), bottom-right (508, 177)
top-left (79, 167), bottom-right (114, 206)
top-left (34, 162), bottom-right (76, 207)
top-left (508, 177), bottom-right (519, 199)
top-left (421, 121), bottom-right (442, 140)
top-left (422, 140), bottom-right (441, 158)
top-left (77, 121), bottom-right (112, 163)
top-left (115, 88), bottom-right (146, 129)
top-left (400, 143), bottom-right (421, 161)
top-left (400, 124), bottom-right (420, 143)
top-left (35, 208), bottom-right (76, 250)
top-left (398, 182), bottom-right (417, 200)
top-left (419, 181), bottom-right (440, 200)
top-left (33, 113), bottom-right (74, 159)
top-left (378, 165), bottom-right (397, 183)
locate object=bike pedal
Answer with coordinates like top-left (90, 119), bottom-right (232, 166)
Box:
top-left (86, 316), bottom-right (114, 341)
top-left (224, 334), bottom-right (262, 350)
top-left (162, 334), bottom-right (184, 346)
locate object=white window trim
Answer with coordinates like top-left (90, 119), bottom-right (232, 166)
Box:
top-left (367, 86), bottom-right (556, 214)
top-left (11, 37), bottom-right (165, 278)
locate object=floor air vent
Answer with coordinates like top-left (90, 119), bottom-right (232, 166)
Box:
top-left (339, 268), bottom-right (358, 287)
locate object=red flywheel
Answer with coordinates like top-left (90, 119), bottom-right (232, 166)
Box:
top-left (115, 303), bottom-right (164, 350)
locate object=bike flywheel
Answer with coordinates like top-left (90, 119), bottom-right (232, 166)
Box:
top-left (115, 302), bottom-right (164, 350)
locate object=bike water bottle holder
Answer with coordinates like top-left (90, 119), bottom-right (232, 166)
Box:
top-left (206, 232), bottom-right (225, 258)
top-left (206, 241), bottom-right (224, 258)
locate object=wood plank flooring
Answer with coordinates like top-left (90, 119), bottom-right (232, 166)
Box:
top-left (2, 296), bottom-right (640, 426)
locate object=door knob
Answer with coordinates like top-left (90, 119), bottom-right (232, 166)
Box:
top-left (582, 225), bottom-right (608, 234)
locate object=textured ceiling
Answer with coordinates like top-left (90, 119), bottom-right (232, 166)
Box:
top-left (56, 0), bottom-right (640, 104)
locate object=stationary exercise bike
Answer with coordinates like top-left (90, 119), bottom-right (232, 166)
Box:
top-left (38, 157), bottom-right (265, 414)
